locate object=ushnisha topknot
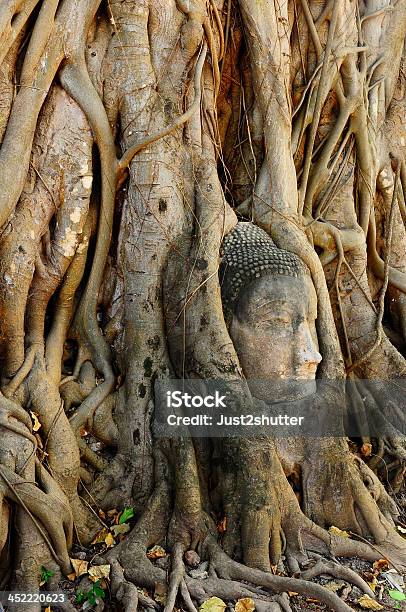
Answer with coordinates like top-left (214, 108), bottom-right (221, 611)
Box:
top-left (219, 222), bottom-right (310, 319)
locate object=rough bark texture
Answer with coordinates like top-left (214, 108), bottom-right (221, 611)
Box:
top-left (0, 1), bottom-right (405, 611)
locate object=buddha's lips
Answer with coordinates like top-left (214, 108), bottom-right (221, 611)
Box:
top-left (294, 366), bottom-right (319, 379)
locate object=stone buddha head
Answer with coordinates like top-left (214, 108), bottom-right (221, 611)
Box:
top-left (220, 223), bottom-right (322, 401)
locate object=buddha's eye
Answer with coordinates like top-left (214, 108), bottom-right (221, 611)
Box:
top-left (263, 315), bottom-right (292, 328)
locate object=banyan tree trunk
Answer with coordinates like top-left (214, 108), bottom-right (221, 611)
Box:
top-left (0, 1), bottom-right (405, 611)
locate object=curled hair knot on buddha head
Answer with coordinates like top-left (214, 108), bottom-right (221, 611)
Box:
top-left (219, 222), bottom-right (311, 323)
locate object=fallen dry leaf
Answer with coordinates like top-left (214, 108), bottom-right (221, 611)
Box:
top-left (372, 559), bottom-right (389, 573)
top-left (111, 523), bottom-right (130, 537)
top-left (70, 558), bottom-right (88, 578)
top-left (91, 527), bottom-right (110, 545)
top-left (105, 532), bottom-right (115, 547)
top-left (45, 607), bottom-right (52, 612)
top-left (217, 517), bottom-right (227, 533)
top-left (357, 595), bottom-right (383, 610)
top-left (328, 525), bottom-right (350, 538)
top-left (235, 598), bottom-right (255, 612)
top-left (67, 572), bottom-right (76, 581)
top-left (147, 545), bottom-right (166, 559)
top-left (30, 411), bottom-right (41, 432)
top-left (360, 443), bottom-right (372, 457)
top-left (88, 564), bottom-right (111, 582)
top-left (199, 597), bottom-right (227, 612)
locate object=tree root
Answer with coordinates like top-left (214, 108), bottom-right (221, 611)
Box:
top-left (1, 345), bottom-right (35, 397)
top-left (0, 464), bottom-right (72, 573)
top-left (180, 578), bottom-right (199, 612)
top-left (299, 438), bottom-right (401, 539)
top-left (28, 355), bottom-right (101, 543)
top-left (45, 211), bottom-right (94, 385)
top-left (105, 525), bottom-right (374, 612)
top-left (117, 41), bottom-right (208, 177)
top-left (187, 575), bottom-right (294, 612)
top-left (165, 542), bottom-right (186, 612)
top-left (97, 469), bottom-right (385, 612)
top-left (202, 538), bottom-right (359, 612)
top-left (300, 555), bottom-right (373, 595)
top-left (0, 0), bottom-right (100, 231)
top-left (110, 560), bottom-right (139, 612)
top-left (0, 0), bottom-right (41, 67)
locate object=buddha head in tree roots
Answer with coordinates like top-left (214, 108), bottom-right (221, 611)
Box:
top-left (220, 222), bottom-right (322, 402)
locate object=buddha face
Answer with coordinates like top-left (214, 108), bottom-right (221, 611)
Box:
top-left (228, 273), bottom-right (322, 402)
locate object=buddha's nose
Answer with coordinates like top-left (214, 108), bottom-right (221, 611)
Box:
top-left (297, 324), bottom-right (322, 369)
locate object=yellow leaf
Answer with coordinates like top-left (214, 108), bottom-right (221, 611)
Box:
top-left (70, 558), bottom-right (88, 578)
top-left (91, 527), bottom-right (110, 545)
top-left (30, 411), bottom-right (41, 432)
top-left (368, 577), bottom-right (378, 592)
top-left (329, 525), bottom-right (350, 538)
top-left (147, 545), bottom-right (167, 559)
top-left (67, 572), bottom-right (76, 581)
top-left (45, 608), bottom-right (52, 612)
top-left (105, 532), bottom-right (115, 547)
top-left (199, 597), bottom-right (227, 612)
top-left (357, 595), bottom-right (384, 610)
top-left (235, 598), bottom-right (255, 612)
top-left (88, 564), bottom-right (111, 582)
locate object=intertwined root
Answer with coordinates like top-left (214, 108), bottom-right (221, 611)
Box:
top-left (160, 537), bottom-right (377, 612)
top-left (0, 393), bottom-right (73, 574)
top-left (212, 436), bottom-right (406, 579)
top-left (97, 434), bottom-right (404, 611)
top-left (0, 464), bottom-right (72, 573)
top-left (101, 516), bottom-right (376, 612)
top-left (88, 464), bottom-right (392, 612)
